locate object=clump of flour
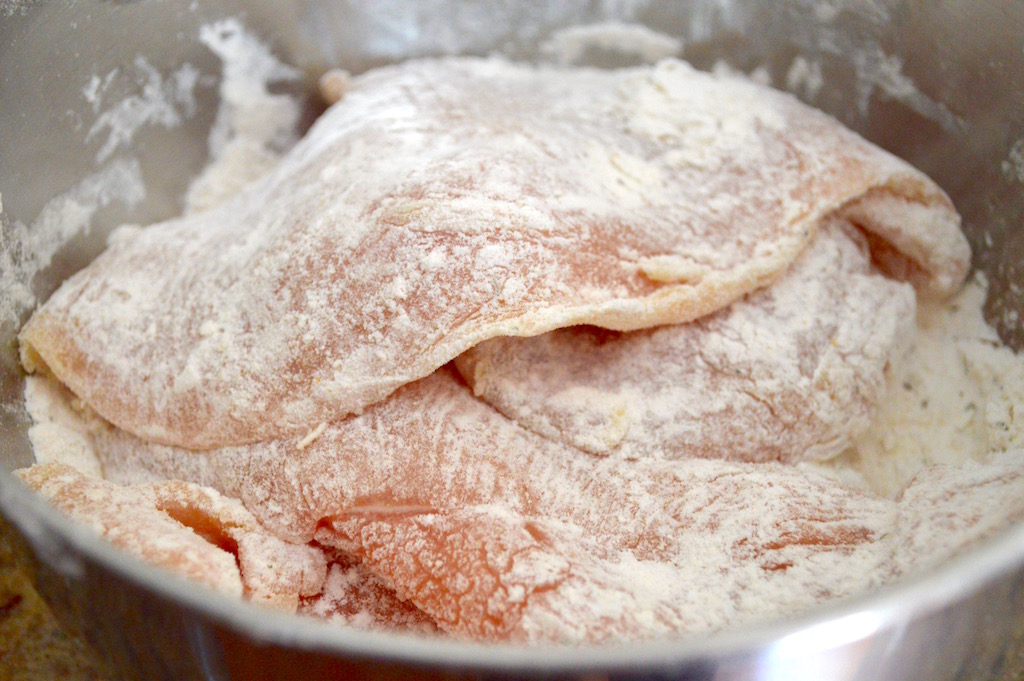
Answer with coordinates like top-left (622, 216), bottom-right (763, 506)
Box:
top-left (540, 22), bottom-right (682, 66)
top-left (24, 378), bottom-right (103, 478)
top-left (815, 274), bottom-right (1024, 498)
top-left (184, 18), bottom-right (303, 213)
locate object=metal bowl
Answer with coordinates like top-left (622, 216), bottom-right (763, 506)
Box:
top-left (2, 2), bottom-right (1024, 679)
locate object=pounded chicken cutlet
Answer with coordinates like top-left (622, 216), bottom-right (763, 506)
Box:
top-left (19, 58), bottom-right (966, 450)
top-left (456, 219), bottom-right (914, 463)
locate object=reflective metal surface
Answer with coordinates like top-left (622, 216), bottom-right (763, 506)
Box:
top-left (2, 1), bottom-right (1024, 679)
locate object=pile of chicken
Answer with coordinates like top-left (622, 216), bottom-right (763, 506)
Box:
top-left (15, 57), bottom-right (1024, 643)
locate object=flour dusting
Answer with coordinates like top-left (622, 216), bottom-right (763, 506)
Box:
top-left (711, 59), bottom-right (772, 87)
top-left (541, 22), bottom-right (682, 66)
top-left (457, 221), bottom-right (915, 464)
top-left (0, 160), bottom-right (145, 331)
top-left (1001, 139), bottom-right (1024, 184)
top-left (85, 57), bottom-right (200, 163)
top-left (184, 18), bottom-right (302, 213)
top-left (24, 378), bottom-right (103, 478)
top-left (299, 559), bottom-right (437, 633)
top-left (786, 55), bottom-right (823, 101)
top-left (851, 48), bottom-right (962, 133)
top-left (820, 275), bottom-right (1024, 498)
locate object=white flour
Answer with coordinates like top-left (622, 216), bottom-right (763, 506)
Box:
top-left (814, 275), bottom-right (1024, 498)
top-left (850, 48), bottom-right (963, 133)
top-left (29, 274), bottom-right (1015, 503)
top-left (540, 22), bottom-right (682, 66)
top-left (0, 36), bottom-right (218, 339)
top-left (456, 221), bottom-right (916, 465)
top-left (0, 160), bottom-right (145, 333)
top-left (23, 378), bottom-right (103, 477)
top-left (184, 18), bottom-right (303, 213)
top-left (711, 59), bottom-right (773, 87)
top-left (786, 55), bottom-right (824, 101)
top-left (298, 0), bottom-right (651, 66)
top-left (1002, 139), bottom-right (1024, 184)
top-left (84, 57), bottom-right (200, 163)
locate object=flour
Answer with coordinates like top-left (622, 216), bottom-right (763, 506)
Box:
top-left (23, 378), bottom-right (103, 478)
top-left (0, 160), bottom-right (145, 333)
top-left (21, 314), bottom-right (1024, 639)
top-left (299, 0), bottom-right (650, 66)
top-left (31, 358), bottom-right (1024, 641)
top-left (184, 18), bottom-right (302, 213)
top-left (849, 48), bottom-right (963, 133)
top-left (711, 59), bottom-right (773, 87)
top-left (85, 57), bottom-right (200, 163)
top-left (299, 560), bottom-right (437, 633)
top-left (825, 275), bottom-right (1024, 498)
top-left (1002, 139), bottom-right (1024, 184)
top-left (0, 43), bottom-right (223, 344)
top-left (18, 462), bottom-right (328, 612)
top-left (786, 55), bottom-right (824, 101)
top-left (13, 15), bottom-right (304, 465)
top-left (540, 22), bottom-right (682, 66)
top-left (773, 3), bottom-right (963, 133)
top-left (82, 69), bottom-right (120, 113)
top-left (81, 370), bottom-right (902, 641)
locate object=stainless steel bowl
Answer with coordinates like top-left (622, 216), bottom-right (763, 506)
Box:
top-left (3, 2), bottom-right (1024, 679)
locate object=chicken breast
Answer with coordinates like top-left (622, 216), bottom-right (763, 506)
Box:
top-left (19, 58), bottom-right (966, 450)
